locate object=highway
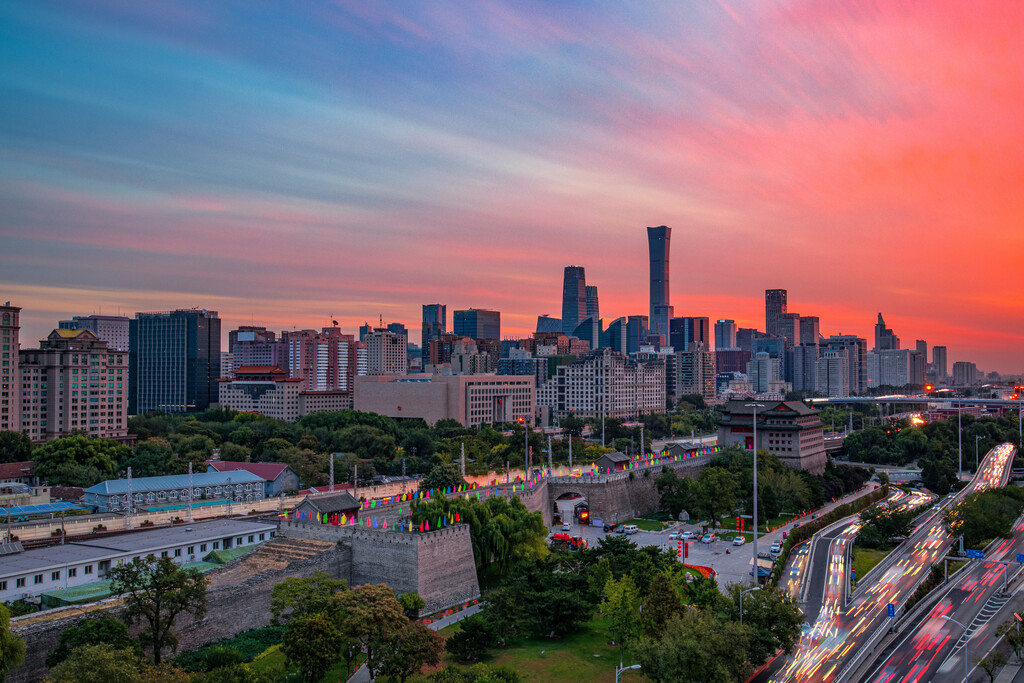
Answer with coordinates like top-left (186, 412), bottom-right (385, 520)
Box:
top-left (770, 443), bottom-right (1015, 682)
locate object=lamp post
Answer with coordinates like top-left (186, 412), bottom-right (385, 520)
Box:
top-left (958, 401), bottom-right (963, 482)
top-left (740, 586), bottom-right (761, 624)
top-left (975, 435), bottom-right (983, 471)
top-left (942, 615), bottom-right (969, 682)
top-left (615, 664), bottom-right (641, 682)
top-left (745, 403), bottom-right (766, 570)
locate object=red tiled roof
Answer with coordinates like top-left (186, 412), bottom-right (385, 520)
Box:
top-left (234, 365), bottom-right (288, 374)
top-left (0, 461), bottom-right (35, 479)
top-left (205, 460), bottom-right (290, 481)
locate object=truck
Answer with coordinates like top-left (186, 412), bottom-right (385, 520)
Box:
top-left (550, 533), bottom-right (588, 550)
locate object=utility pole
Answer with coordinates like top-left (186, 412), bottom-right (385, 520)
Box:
top-left (746, 403), bottom-right (765, 578)
top-left (226, 477), bottom-right (233, 517)
top-left (569, 431), bottom-right (573, 471)
top-left (548, 435), bottom-right (553, 474)
top-left (958, 402), bottom-right (963, 482)
top-left (187, 462), bottom-right (194, 522)
top-left (461, 442), bottom-right (466, 478)
top-left (125, 466), bottom-right (134, 529)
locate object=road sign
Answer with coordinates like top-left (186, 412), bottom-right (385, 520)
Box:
top-left (966, 549), bottom-right (985, 559)
top-left (1016, 553), bottom-right (1024, 563)
top-left (851, 569), bottom-right (856, 580)
top-left (1016, 612), bottom-right (1022, 623)
top-left (887, 603), bottom-right (896, 618)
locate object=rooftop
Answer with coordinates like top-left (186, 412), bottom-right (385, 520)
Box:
top-left (0, 461), bottom-right (35, 480)
top-left (84, 470), bottom-right (264, 496)
top-left (206, 460), bottom-right (292, 481)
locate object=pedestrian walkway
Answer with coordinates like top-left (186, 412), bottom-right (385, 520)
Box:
top-left (344, 603), bottom-right (484, 683)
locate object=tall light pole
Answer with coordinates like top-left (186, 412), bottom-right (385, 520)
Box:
top-left (958, 401), bottom-right (963, 482)
top-left (976, 435), bottom-right (983, 471)
top-left (943, 615), bottom-right (969, 683)
top-left (740, 585), bottom-right (761, 624)
top-left (745, 402), bottom-right (765, 573)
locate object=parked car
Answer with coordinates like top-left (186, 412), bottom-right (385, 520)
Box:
top-left (603, 524), bottom-right (614, 533)
top-left (561, 522), bottom-right (571, 531)
top-left (701, 533), bottom-right (716, 544)
top-left (680, 531), bottom-right (697, 540)
top-left (812, 513), bottom-right (820, 519)
top-left (669, 530), bottom-right (683, 539)
top-left (732, 536), bottom-right (746, 546)
top-left (623, 524), bottom-right (639, 535)
top-left (615, 525), bottom-right (627, 534)
top-left (770, 541), bottom-right (781, 554)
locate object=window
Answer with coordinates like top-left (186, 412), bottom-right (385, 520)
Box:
top-left (200, 544), bottom-right (207, 552)
top-left (51, 571), bottom-right (60, 581)
top-left (187, 546), bottom-right (194, 555)
top-left (68, 568), bottom-right (77, 578)
top-left (213, 541), bottom-right (220, 550)
top-left (34, 574), bottom-right (43, 584)
top-left (248, 535), bottom-right (254, 543)
top-left (174, 549), bottom-right (182, 557)
top-left (161, 551), bottom-right (168, 557)
top-left (84, 565), bottom-right (93, 575)
top-left (16, 578), bottom-right (24, 588)
top-left (0, 581), bottom-right (6, 591)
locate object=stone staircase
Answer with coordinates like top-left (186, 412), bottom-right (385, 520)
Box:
top-left (206, 537), bottom-right (337, 587)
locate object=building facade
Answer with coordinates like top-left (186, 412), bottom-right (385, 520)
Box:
top-left (790, 344), bottom-right (819, 394)
top-left (674, 342), bottom-right (716, 402)
top-left (670, 316), bottom-right (710, 351)
top-left (952, 361), bottom-right (979, 386)
top-left (84, 470), bottom-right (266, 512)
top-left (364, 327), bottom-right (408, 375)
top-left (716, 400), bottom-right (826, 474)
top-left (453, 308), bottom-right (500, 341)
top-left (747, 352), bottom-right (782, 394)
top-left (874, 313), bottom-right (900, 350)
top-left (58, 315), bottom-right (130, 351)
top-left (647, 226), bottom-right (672, 344)
top-left (1, 303), bottom-right (19, 434)
top-left (799, 316), bottom-right (820, 346)
top-left (421, 304), bottom-right (447, 368)
top-left (815, 349), bottom-right (850, 398)
top-left (765, 289), bottom-right (787, 338)
top-left (826, 334), bottom-right (867, 394)
top-left (217, 366), bottom-right (351, 421)
top-left (283, 326), bottom-right (363, 392)
top-left (354, 374), bottom-right (535, 427)
top-left (129, 309), bottom-right (221, 414)
top-left (562, 267), bottom-right (589, 336)
top-left (867, 349), bottom-right (912, 388)
top-left (714, 319), bottom-right (737, 350)
top-left (537, 348), bottom-right (666, 420)
top-left (933, 346), bottom-right (948, 382)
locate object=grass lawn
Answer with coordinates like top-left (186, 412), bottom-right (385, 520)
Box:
top-left (852, 546), bottom-right (890, 583)
top-left (624, 518), bottom-right (668, 532)
top-left (434, 614), bottom-right (644, 683)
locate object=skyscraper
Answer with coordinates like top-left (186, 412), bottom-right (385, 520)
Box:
top-left (826, 334), bottom-right (868, 394)
top-left (714, 319), bottom-right (737, 350)
top-left (874, 313), bottom-right (900, 350)
top-left (626, 315), bottom-right (648, 354)
top-left (647, 226), bottom-right (672, 343)
top-left (59, 314), bottom-right (131, 351)
top-left (1, 302), bottom-right (20, 433)
top-left (799, 316), bottom-right (820, 346)
top-left (283, 326), bottom-right (362, 391)
top-left (669, 316), bottom-right (709, 351)
top-left (129, 309), bottom-right (221, 414)
top-left (915, 339), bottom-right (927, 359)
top-left (765, 289), bottom-right (787, 337)
top-left (227, 325), bottom-right (275, 352)
top-left (421, 304), bottom-right (446, 367)
top-left (536, 315), bottom-right (561, 334)
top-left (778, 313), bottom-right (801, 347)
top-left (585, 285), bottom-right (600, 321)
top-left (365, 327), bottom-right (408, 375)
top-left (453, 308), bottom-right (500, 340)
top-left (561, 266), bottom-right (587, 337)
top-left (932, 346), bottom-right (948, 382)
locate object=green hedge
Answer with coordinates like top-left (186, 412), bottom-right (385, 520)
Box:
top-left (172, 625), bottom-right (287, 671)
top-left (769, 485), bottom-right (889, 586)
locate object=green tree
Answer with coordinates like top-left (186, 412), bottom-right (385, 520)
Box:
top-left (694, 467), bottom-right (738, 528)
top-left (376, 621), bottom-right (443, 683)
top-left (641, 573), bottom-right (682, 637)
top-left (48, 644), bottom-right (141, 683)
top-left (726, 584), bottom-right (803, 664)
top-left (445, 614), bottom-right (494, 661)
top-left (633, 610), bottom-right (751, 683)
top-left (33, 435), bottom-right (130, 486)
top-left (588, 558), bottom-right (612, 603)
top-left (418, 463), bottom-right (465, 492)
top-left (332, 584), bottom-right (408, 682)
top-left (270, 571), bottom-right (347, 623)
top-left (45, 614), bottom-right (141, 668)
top-left (0, 603), bottom-right (26, 683)
top-left (943, 487), bottom-right (1024, 548)
top-left (997, 619), bottom-right (1024, 662)
top-left (281, 613), bottom-right (343, 683)
top-left (975, 649), bottom-right (1007, 682)
top-left (0, 431), bottom-right (32, 463)
top-left (858, 504), bottom-right (916, 550)
top-left (398, 591), bottom-right (426, 618)
top-left (124, 440), bottom-right (175, 478)
top-left (655, 468), bottom-right (694, 519)
top-left (108, 556), bottom-right (208, 664)
top-left (601, 575), bottom-right (642, 646)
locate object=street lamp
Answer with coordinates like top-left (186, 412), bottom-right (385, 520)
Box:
top-left (745, 403), bottom-right (766, 569)
top-left (942, 615), bottom-right (970, 682)
top-left (740, 585), bottom-right (761, 624)
top-left (615, 664), bottom-right (641, 682)
top-left (519, 415), bottom-right (529, 479)
top-left (976, 435), bottom-right (983, 471)
top-left (958, 401), bottom-right (963, 482)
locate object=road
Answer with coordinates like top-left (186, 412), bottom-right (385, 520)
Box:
top-left (770, 443), bottom-right (1015, 682)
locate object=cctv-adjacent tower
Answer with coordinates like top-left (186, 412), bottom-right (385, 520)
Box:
top-left (647, 226), bottom-right (672, 343)
top-left (561, 266), bottom-right (588, 337)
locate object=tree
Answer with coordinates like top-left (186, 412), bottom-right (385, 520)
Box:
top-left (123, 439), bottom-right (176, 478)
top-left (601, 575), bottom-right (641, 646)
top-left (445, 614), bottom-right (494, 661)
top-left (332, 584), bottom-right (408, 681)
top-left (418, 463), bottom-right (465, 492)
top-left (858, 504), bottom-right (915, 550)
top-left (270, 571), bottom-right (347, 623)
top-left (45, 614), bottom-right (141, 668)
top-left (725, 584), bottom-right (803, 664)
top-left (588, 558), bottom-right (612, 603)
top-left (632, 610), bottom-right (750, 683)
top-left (0, 603), bottom-right (25, 683)
top-left (0, 431), bottom-right (32, 463)
top-left (281, 613), bottom-right (343, 683)
top-left (376, 621), bottom-right (443, 683)
top-left (399, 591), bottom-right (426, 618)
top-left (33, 435), bottom-right (130, 487)
top-left (944, 487), bottom-right (1024, 548)
top-left (998, 619), bottom-right (1024, 662)
top-left (109, 556), bottom-right (208, 664)
top-left (693, 467), bottom-right (738, 528)
top-left (975, 649), bottom-right (1007, 682)
top-left (48, 644), bottom-right (141, 683)
top-left (641, 573), bottom-right (682, 637)
top-left (655, 469), bottom-right (694, 519)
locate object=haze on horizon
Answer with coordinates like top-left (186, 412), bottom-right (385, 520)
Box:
top-left (1, 1), bottom-right (1022, 373)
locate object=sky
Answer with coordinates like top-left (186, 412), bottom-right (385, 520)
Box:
top-left (1, 1), bottom-right (1022, 373)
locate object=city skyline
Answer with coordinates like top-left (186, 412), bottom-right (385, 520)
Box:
top-left (1, 2), bottom-right (1022, 372)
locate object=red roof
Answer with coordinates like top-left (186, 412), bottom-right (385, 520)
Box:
top-left (205, 460), bottom-right (291, 481)
top-left (0, 461), bottom-right (35, 479)
top-left (296, 483), bottom-right (354, 496)
top-left (234, 365), bottom-right (288, 374)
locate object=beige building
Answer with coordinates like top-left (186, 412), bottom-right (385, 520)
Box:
top-left (19, 329), bottom-right (128, 443)
top-left (716, 400), bottom-right (826, 474)
top-left (217, 366), bottom-right (353, 421)
top-left (1, 303), bottom-right (19, 433)
top-left (536, 348), bottom-right (666, 420)
top-left (364, 328), bottom-right (407, 376)
top-left (675, 341), bottom-right (716, 402)
top-left (354, 373), bottom-right (535, 427)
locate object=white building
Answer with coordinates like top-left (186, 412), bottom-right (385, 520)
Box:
top-left (746, 352), bottom-right (782, 394)
top-left (537, 348), bottom-right (665, 420)
top-left (816, 349), bottom-right (850, 398)
top-left (675, 342), bottom-right (716, 402)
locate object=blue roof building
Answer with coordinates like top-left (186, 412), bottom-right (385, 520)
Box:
top-left (84, 471), bottom-right (265, 512)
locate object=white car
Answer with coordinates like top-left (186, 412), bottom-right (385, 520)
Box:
top-left (732, 536), bottom-right (746, 546)
top-left (668, 530), bottom-right (683, 539)
top-left (770, 541), bottom-right (782, 554)
top-left (701, 533), bottom-right (716, 544)
top-left (561, 522), bottom-right (571, 531)
top-left (680, 531), bottom-right (697, 540)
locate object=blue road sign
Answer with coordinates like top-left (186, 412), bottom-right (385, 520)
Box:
top-left (1016, 554), bottom-right (1024, 563)
top-left (887, 603), bottom-right (896, 618)
top-left (966, 549), bottom-right (985, 559)
top-left (851, 569), bottom-right (856, 579)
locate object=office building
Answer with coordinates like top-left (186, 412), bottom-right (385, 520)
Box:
top-left (58, 315), bottom-right (130, 351)
top-left (799, 317), bottom-right (820, 346)
top-left (586, 285), bottom-right (600, 321)
top-left (447, 338), bottom-right (492, 375)
top-left (283, 327), bottom-right (362, 392)
top-left (601, 317), bottom-right (627, 353)
top-left (915, 339), bottom-right (928, 359)
top-left (675, 342), bottom-right (716, 402)
top-left (715, 349), bottom-right (750, 375)
top-left (747, 352), bottom-right (783, 394)
top-left (753, 336), bottom-right (787, 380)
top-left (232, 337), bottom-right (288, 372)
top-left (421, 304), bottom-right (446, 368)
top-left (867, 349), bottom-right (911, 388)
top-left (355, 374), bottom-right (535, 427)
top-left (561, 266), bottom-right (588, 337)
top-left (364, 327), bottom-right (407, 376)
top-left (933, 346), bottom-right (948, 382)
top-left (19, 329), bottom-right (128, 443)
top-left (765, 289), bottom-right (787, 337)
top-left (826, 335), bottom-right (867, 394)
top-left (1, 303), bottom-right (19, 433)
top-left (716, 401), bottom-right (826, 474)
top-left (536, 315), bottom-right (561, 334)
top-left (129, 309), bottom-right (221, 414)
top-left (670, 316), bottom-right (709, 352)
top-left (626, 315), bottom-right (648, 354)
top-left (714, 319), bottom-right (737, 350)
top-left (953, 361), bottom-right (979, 386)
top-left (497, 353), bottom-right (548, 387)
top-left (571, 316), bottom-right (599, 350)
top-left (453, 308), bottom-right (500, 340)
top-left (537, 348), bottom-right (665, 420)
top-left (228, 326), bottom-right (275, 353)
top-left (816, 349), bottom-right (849, 398)
top-left (219, 352), bottom-right (234, 379)
top-left (909, 351), bottom-right (926, 386)
top-left (874, 313), bottom-right (900, 350)
top-left (790, 344), bottom-right (819, 393)
top-left (217, 366), bottom-right (351, 420)
top-left (647, 226), bottom-right (672, 344)
top-left (736, 327), bottom-right (765, 355)
top-left (777, 313), bottom-right (801, 346)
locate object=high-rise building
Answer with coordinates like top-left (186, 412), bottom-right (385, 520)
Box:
top-left (932, 346), bottom-right (948, 382)
top-left (736, 327), bottom-right (766, 355)
top-left (714, 319), bottom-right (737, 350)
top-left (909, 351), bottom-right (926, 386)
top-left (129, 309), bottom-right (221, 414)
top-left (453, 308), bottom-right (500, 340)
top-left (778, 313), bottom-right (801, 346)
top-left (874, 313), bottom-right (900, 350)
top-left (675, 342), bottom-right (716, 402)
top-left (647, 226), bottom-right (672, 344)
top-left (815, 349), bottom-right (849, 398)
top-left (669, 316), bottom-right (709, 352)
top-left (59, 315), bottom-right (131, 351)
top-left (1, 303), bottom-right (21, 433)
top-left (536, 315), bottom-right (561, 334)
top-left (746, 352), bottom-right (782, 394)
top-left (915, 339), bottom-right (928, 359)
top-left (826, 335), bottom-right (868, 394)
top-left (715, 349), bottom-right (750, 374)
top-left (20, 329), bottom-right (128, 442)
top-left (867, 349), bottom-right (911, 388)
top-left (571, 316), bottom-right (599, 350)
top-left (537, 348), bottom-right (666, 420)
top-left (283, 326), bottom-right (362, 391)
top-left (765, 289), bottom-right (787, 337)
top-left (421, 304), bottom-right (446, 368)
top-left (790, 344), bottom-right (819, 393)
top-left (952, 361), bottom-right (978, 386)
top-left (227, 326), bottom-right (275, 353)
top-left (233, 338), bottom-right (288, 372)
top-left (626, 315), bottom-right (648, 354)
top-left (753, 336), bottom-right (786, 380)
top-left (561, 266), bottom-right (588, 337)
top-left (799, 316), bottom-right (820, 347)
top-left (601, 317), bottom-right (627, 353)
top-left (364, 327), bottom-right (407, 376)
top-left (585, 285), bottom-right (600, 321)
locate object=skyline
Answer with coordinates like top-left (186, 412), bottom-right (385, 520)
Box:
top-left (2, 2), bottom-right (1022, 372)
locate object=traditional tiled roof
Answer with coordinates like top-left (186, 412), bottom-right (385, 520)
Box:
top-left (0, 461), bottom-right (35, 480)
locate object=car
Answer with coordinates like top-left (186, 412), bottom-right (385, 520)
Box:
top-left (603, 524), bottom-right (613, 533)
top-left (561, 522), bottom-right (571, 531)
top-left (615, 525), bottom-right (627, 534)
top-left (623, 524), bottom-right (639, 535)
top-left (812, 513), bottom-right (820, 519)
top-left (669, 530), bottom-right (682, 539)
top-left (732, 536), bottom-right (746, 546)
top-left (770, 541), bottom-right (781, 554)
top-left (680, 531), bottom-right (697, 540)
top-left (701, 533), bottom-right (716, 544)
top-left (793, 522), bottom-right (801, 528)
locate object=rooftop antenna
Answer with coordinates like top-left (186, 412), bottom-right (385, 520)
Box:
top-left (379, 313), bottom-right (383, 328)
